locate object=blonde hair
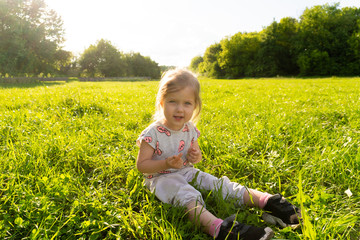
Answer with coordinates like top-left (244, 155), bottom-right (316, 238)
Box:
top-left (153, 68), bottom-right (202, 123)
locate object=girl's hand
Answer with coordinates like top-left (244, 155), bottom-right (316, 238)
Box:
top-left (186, 147), bottom-right (201, 164)
top-left (166, 153), bottom-right (183, 169)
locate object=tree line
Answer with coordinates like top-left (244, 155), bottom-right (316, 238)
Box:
top-left (190, 3), bottom-right (360, 78)
top-left (0, 0), bottom-right (161, 79)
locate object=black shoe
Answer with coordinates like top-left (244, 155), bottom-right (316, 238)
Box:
top-left (262, 193), bottom-right (301, 228)
top-left (216, 215), bottom-right (274, 240)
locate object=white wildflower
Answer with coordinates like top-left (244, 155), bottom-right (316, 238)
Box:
top-left (345, 188), bottom-right (353, 197)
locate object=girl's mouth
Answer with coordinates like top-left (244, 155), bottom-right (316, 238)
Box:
top-left (174, 116), bottom-right (183, 121)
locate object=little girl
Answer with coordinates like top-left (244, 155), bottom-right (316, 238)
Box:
top-left (136, 68), bottom-right (301, 240)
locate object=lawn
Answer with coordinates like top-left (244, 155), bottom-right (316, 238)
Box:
top-left (0, 77), bottom-right (359, 239)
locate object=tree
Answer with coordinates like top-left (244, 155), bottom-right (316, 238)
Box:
top-left (218, 32), bottom-right (261, 78)
top-left (347, 14), bottom-right (360, 74)
top-left (78, 44), bottom-right (98, 77)
top-left (258, 17), bottom-right (299, 76)
top-left (96, 39), bottom-right (127, 77)
top-left (79, 41), bottom-right (160, 78)
top-left (189, 56), bottom-right (203, 73)
top-left (124, 52), bottom-right (160, 78)
top-left (78, 39), bottom-right (127, 77)
top-left (0, 0), bottom-right (70, 76)
top-left (54, 49), bottom-right (73, 76)
top-left (191, 3), bottom-right (360, 78)
top-left (198, 43), bottom-right (224, 78)
top-left (297, 49), bottom-right (331, 76)
top-left (297, 4), bottom-right (360, 75)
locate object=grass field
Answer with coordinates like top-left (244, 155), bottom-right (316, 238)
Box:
top-left (0, 77), bottom-right (359, 239)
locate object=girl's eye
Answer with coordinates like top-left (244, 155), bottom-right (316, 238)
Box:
top-left (185, 102), bottom-right (192, 105)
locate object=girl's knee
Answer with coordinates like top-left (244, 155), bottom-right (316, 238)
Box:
top-left (176, 190), bottom-right (205, 207)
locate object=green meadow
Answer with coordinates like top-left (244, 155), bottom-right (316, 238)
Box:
top-left (0, 78), bottom-right (359, 239)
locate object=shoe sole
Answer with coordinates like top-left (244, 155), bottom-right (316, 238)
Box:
top-left (262, 213), bottom-right (300, 229)
top-left (260, 227), bottom-right (275, 240)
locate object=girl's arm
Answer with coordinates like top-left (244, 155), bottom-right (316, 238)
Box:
top-left (136, 141), bottom-right (183, 174)
top-left (186, 140), bottom-right (202, 164)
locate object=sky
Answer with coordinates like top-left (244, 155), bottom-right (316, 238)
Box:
top-left (46, 0), bottom-right (360, 67)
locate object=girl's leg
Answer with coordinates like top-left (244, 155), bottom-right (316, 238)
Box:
top-left (183, 169), bottom-right (300, 230)
top-left (184, 169), bottom-right (271, 209)
top-left (243, 188), bottom-right (272, 208)
top-left (186, 201), bottom-right (221, 236)
top-left (244, 189), bottom-right (302, 227)
top-left (186, 201), bottom-right (275, 239)
top-left (182, 170), bottom-right (275, 239)
top-left (150, 173), bottom-right (223, 237)
top-left (185, 169), bottom-right (248, 206)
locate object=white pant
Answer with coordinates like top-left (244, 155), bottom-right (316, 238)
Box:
top-left (144, 167), bottom-right (247, 207)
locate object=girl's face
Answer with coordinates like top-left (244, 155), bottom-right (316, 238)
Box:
top-left (161, 86), bottom-right (196, 131)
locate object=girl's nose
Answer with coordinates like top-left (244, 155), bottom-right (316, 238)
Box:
top-left (176, 104), bottom-right (184, 112)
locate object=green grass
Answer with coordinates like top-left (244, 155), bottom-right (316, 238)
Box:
top-left (0, 77), bottom-right (359, 239)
